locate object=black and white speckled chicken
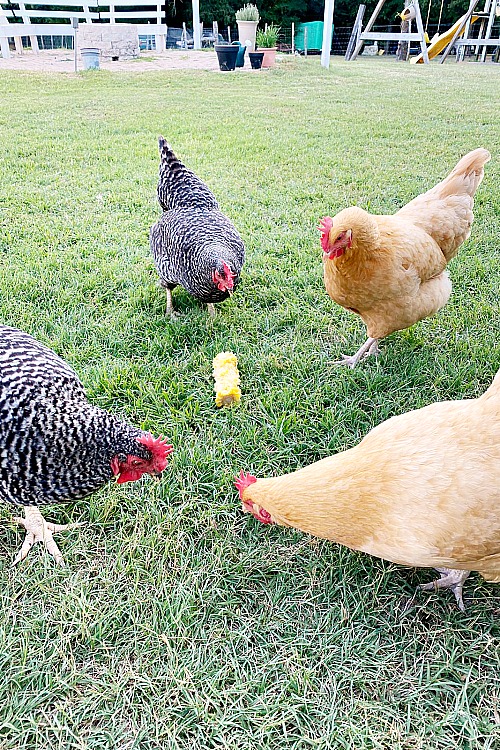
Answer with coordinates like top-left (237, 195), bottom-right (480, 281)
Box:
top-left (149, 137), bottom-right (245, 317)
top-left (0, 325), bottom-right (173, 565)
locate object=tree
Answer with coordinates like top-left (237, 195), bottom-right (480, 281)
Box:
top-left (162, 0), bottom-right (471, 31)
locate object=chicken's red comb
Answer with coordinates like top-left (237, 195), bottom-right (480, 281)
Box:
top-left (138, 434), bottom-right (173, 471)
top-left (234, 470), bottom-right (257, 499)
top-left (222, 262), bottom-right (237, 281)
top-left (318, 216), bottom-right (333, 252)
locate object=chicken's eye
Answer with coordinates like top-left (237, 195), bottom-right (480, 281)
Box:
top-left (131, 459), bottom-right (142, 467)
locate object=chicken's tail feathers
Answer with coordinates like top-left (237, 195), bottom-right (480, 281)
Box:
top-left (157, 136), bottom-right (183, 211)
top-left (156, 136), bottom-right (219, 212)
top-left (440, 148), bottom-right (491, 199)
top-left (158, 136), bottom-right (177, 167)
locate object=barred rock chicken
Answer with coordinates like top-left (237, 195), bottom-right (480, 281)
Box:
top-left (0, 325), bottom-right (172, 565)
top-left (150, 137), bottom-right (245, 317)
top-left (319, 148), bottom-right (491, 367)
top-left (236, 368), bottom-right (500, 610)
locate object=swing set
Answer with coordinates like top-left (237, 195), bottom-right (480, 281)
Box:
top-left (347, 0), bottom-right (500, 63)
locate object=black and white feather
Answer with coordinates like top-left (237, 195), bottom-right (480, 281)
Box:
top-left (150, 138), bottom-right (245, 309)
top-left (0, 325), bottom-right (151, 508)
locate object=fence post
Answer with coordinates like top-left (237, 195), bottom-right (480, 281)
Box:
top-left (320, 0), bottom-right (335, 68)
top-left (291, 22), bottom-right (294, 53)
top-left (192, 0), bottom-right (201, 48)
top-left (304, 26), bottom-right (308, 56)
top-left (227, 25), bottom-right (231, 43)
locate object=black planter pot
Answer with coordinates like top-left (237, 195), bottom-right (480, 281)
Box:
top-left (215, 44), bottom-right (239, 71)
top-left (249, 51), bottom-right (264, 70)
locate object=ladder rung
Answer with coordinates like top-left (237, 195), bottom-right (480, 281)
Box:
top-left (360, 32), bottom-right (425, 41)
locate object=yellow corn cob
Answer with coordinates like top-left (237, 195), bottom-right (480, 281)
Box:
top-left (213, 352), bottom-right (241, 407)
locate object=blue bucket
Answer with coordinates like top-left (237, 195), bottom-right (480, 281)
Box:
top-left (81, 47), bottom-right (100, 70)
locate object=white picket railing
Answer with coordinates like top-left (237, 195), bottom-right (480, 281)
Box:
top-left (0, 0), bottom-right (167, 58)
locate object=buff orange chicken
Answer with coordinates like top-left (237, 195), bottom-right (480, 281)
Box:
top-left (236, 369), bottom-right (500, 610)
top-left (319, 148), bottom-right (491, 367)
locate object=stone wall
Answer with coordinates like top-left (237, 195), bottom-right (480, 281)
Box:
top-left (77, 23), bottom-right (139, 60)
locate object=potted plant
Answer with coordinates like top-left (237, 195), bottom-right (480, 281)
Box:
top-left (255, 24), bottom-right (280, 68)
top-left (235, 4), bottom-right (259, 52)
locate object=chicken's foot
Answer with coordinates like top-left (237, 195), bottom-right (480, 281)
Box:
top-left (420, 567), bottom-right (470, 611)
top-left (12, 506), bottom-right (84, 567)
top-left (333, 337), bottom-right (379, 368)
top-left (207, 303), bottom-right (216, 318)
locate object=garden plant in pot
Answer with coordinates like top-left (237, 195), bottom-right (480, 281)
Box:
top-left (256, 24), bottom-right (280, 68)
top-left (235, 4), bottom-right (259, 52)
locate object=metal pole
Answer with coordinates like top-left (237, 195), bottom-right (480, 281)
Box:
top-left (291, 22), bottom-right (295, 53)
top-left (192, 0), bottom-right (201, 49)
top-left (321, 0), bottom-right (335, 68)
top-left (71, 16), bottom-right (79, 72)
top-left (304, 26), bottom-right (308, 56)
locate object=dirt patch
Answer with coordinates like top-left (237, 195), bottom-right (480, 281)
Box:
top-left (0, 48), bottom-right (263, 73)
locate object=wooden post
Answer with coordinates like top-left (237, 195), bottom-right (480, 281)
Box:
top-left (413, 0), bottom-right (429, 63)
top-left (213, 21), bottom-right (218, 45)
top-left (18, 0), bottom-right (39, 53)
top-left (345, 4), bottom-right (365, 61)
top-left (0, 9), bottom-right (11, 58)
top-left (154, 0), bottom-right (166, 52)
top-left (396, 0), bottom-right (411, 60)
top-left (480, 0), bottom-right (495, 62)
top-left (192, 0), bottom-right (200, 48)
top-left (440, 0), bottom-right (480, 62)
top-left (321, 0), bottom-right (335, 68)
top-left (351, 0), bottom-right (385, 59)
top-left (227, 25), bottom-right (231, 43)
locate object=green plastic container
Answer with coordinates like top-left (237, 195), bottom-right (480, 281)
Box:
top-left (295, 21), bottom-right (333, 52)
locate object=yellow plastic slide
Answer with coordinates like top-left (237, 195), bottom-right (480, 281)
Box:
top-left (411, 13), bottom-right (479, 63)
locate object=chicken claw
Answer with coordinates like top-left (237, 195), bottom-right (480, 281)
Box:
top-left (12, 506), bottom-right (84, 567)
top-left (420, 567), bottom-right (471, 611)
top-left (333, 337), bottom-right (380, 368)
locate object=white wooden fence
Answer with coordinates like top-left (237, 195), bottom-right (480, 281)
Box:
top-left (0, 0), bottom-right (167, 58)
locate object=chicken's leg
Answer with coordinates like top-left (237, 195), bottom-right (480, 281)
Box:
top-left (207, 303), bottom-right (216, 318)
top-left (334, 337), bottom-right (380, 368)
top-left (12, 506), bottom-right (84, 566)
top-left (165, 288), bottom-right (178, 318)
top-left (420, 567), bottom-right (470, 611)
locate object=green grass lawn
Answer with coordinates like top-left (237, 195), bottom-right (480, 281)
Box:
top-left (0, 56), bottom-right (499, 749)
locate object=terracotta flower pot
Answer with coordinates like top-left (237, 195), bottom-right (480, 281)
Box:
top-left (259, 47), bottom-right (277, 68)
